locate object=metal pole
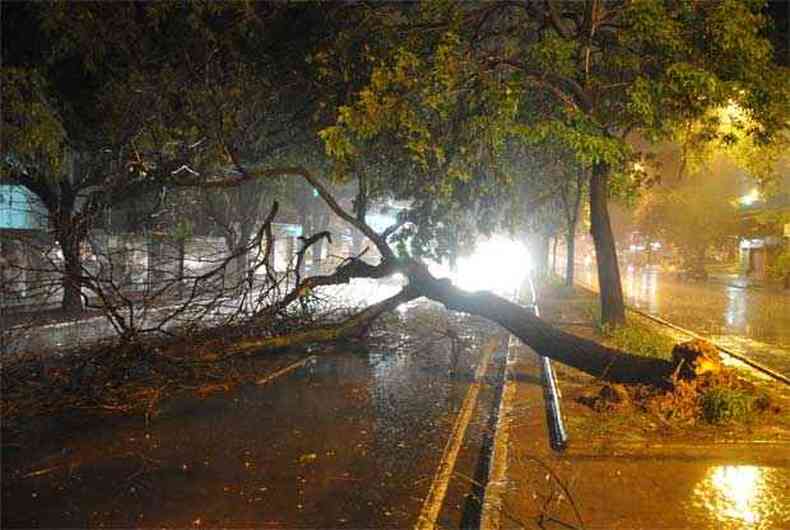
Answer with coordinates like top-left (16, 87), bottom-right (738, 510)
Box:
top-left (525, 281), bottom-right (569, 452)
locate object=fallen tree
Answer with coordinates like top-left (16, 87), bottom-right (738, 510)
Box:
top-left (205, 164), bottom-right (675, 386)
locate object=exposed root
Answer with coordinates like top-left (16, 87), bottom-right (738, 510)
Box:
top-left (575, 368), bottom-right (780, 425)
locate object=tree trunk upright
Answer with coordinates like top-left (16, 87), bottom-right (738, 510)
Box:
top-left (54, 183), bottom-right (84, 314)
top-left (589, 162), bottom-right (625, 326)
top-left (59, 224), bottom-right (83, 314)
top-left (565, 226), bottom-right (576, 287)
top-left (551, 236), bottom-right (558, 276)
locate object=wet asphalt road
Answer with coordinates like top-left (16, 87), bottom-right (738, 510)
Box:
top-left (2, 305), bottom-right (509, 529)
top-left (575, 265), bottom-right (790, 376)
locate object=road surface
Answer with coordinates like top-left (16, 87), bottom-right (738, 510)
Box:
top-left (575, 264), bottom-right (790, 377)
top-left (2, 303), bottom-right (511, 529)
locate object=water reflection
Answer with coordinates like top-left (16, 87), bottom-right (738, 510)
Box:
top-left (573, 264), bottom-right (790, 351)
top-left (623, 266), bottom-right (659, 314)
top-left (693, 465), bottom-right (783, 528)
top-left (725, 286), bottom-right (748, 332)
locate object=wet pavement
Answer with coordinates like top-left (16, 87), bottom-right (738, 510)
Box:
top-left (5, 277), bottom-right (790, 529)
top-left (575, 265), bottom-right (790, 377)
top-left (494, 341), bottom-right (790, 530)
top-left (1, 305), bottom-right (508, 528)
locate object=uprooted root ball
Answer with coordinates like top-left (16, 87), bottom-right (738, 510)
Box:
top-left (577, 369), bottom-right (780, 425)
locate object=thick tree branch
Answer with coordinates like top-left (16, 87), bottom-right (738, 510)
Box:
top-left (404, 262), bottom-right (673, 384)
top-left (225, 286), bottom-right (420, 357)
top-left (294, 230), bottom-right (332, 286)
top-left (487, 57), bottom-right (593, 113)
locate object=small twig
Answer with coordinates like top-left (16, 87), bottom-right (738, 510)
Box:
top-left (514, 452), bottom-right (586, 530)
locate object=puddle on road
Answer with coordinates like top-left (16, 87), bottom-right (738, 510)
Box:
top-left (693, 464), bottom-right (787, 528)
top-left (507, 450), bottom-right (790, 530)
top-left (2, 312), bottom-right (498, 529)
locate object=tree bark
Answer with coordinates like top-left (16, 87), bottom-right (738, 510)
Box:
top-left (407, 265), bottom-right (672, 385)
top-left (589, 162), bottom-right (625, 326)
top-left (54, 188), bottom-right (84, 314)
top-left (565, 226), bottom-right (576, 287)
top-left (551, 236), bottom-right (558, 275)
top-left (58, 223), bottom-right (83, 314)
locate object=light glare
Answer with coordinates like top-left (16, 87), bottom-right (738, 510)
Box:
top-left (454, 236), bottom-right (530, 295)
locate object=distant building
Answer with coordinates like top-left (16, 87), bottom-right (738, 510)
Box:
top-left (0, 185), bottom-right (51, 306)
top-left (0, 185), bottom-right (48, 231)
top-left (737, 182), bottom-right (790, 280)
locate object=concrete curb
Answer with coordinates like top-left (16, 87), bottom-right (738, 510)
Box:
top-left (479, 335), bottom-right (519, 530)
top-left (415, 338), bottom-right (496, 530)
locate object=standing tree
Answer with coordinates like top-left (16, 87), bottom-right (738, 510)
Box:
top-left (317, 1), bottom-right (789, 325)
top-left (1, 2), bottom-right (328, 312)
top-left (558, 164), bottom-right (587, 287)
top-left (635, 175), bottom-right (740, 279)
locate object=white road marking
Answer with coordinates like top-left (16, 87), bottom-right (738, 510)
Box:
top-left (414, 340), bottom-right (495, 530)
top-left (480, 335), bottom-right (519, 530)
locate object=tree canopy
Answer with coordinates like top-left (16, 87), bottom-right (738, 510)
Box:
top-left (1, 1), bottom-right (788, 380)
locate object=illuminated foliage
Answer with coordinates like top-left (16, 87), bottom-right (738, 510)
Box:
top-left (318, 0), bottom-right (788, 325)
top-left (634, 176), bottom-right (740, 276)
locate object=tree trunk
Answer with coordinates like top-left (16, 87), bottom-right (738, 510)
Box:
top-left (227, 259), bottom-right (674, 386)
top-left (52, 184), bottom-right (84, 314)
top-left (531, 234), bottom-right (550, 280)
top-left (565, 226), bottom-right (576, 287)
top-left (59, 225), bottom-right (83, 314)
top-left (408, 266), bottom-right (673, 385)
top-left (551, 236), bottom-right (559, 275)
top-left (589, 162), bottom-right (625, 326)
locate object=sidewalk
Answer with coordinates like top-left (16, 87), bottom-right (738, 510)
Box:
top-left (485, 284), bottom-right (790, 529)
